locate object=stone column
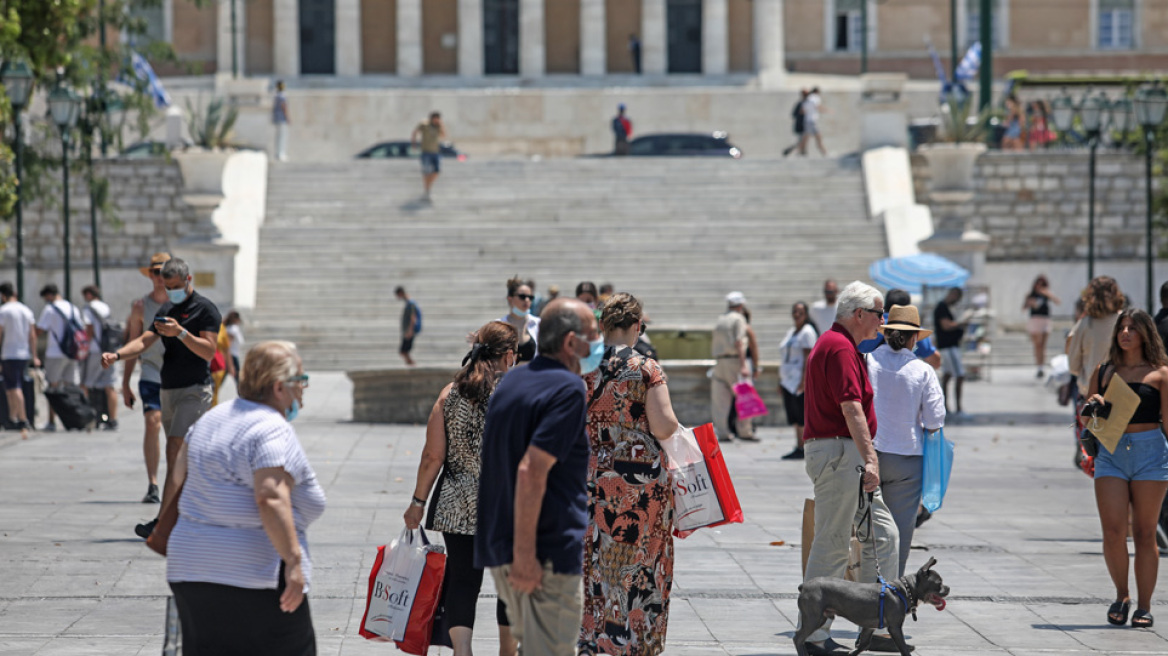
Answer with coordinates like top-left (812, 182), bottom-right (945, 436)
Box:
top-left (458, 0), bottom-right (483, 77)
top-left (580, 0), bottom-right (606, 75)
top-left (273, 0), bottom-right (300, 77)
top-left (397, 0), bottom-right (423, 76)
top-left (519, 0), bottom-right (545, 77)
top-left (641, 0), bottom-right (667, 74)
top-left (216, 0), bottom-right (247, 77)
top-left (702, 0), bottom-right (728, 75)
top-left (754, 0), bottom-right (786, 88)
top-left (335, 0), bottom-right (362, 76)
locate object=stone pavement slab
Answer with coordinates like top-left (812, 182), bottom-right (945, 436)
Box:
top-left (2, 367), bottom-right (1168, 655)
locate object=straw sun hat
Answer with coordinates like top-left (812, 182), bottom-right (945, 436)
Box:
top-left (877, 304), bottom-right (933, 340)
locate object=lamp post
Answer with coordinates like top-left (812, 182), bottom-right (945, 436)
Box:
top-left (1135, 83), bottom-right (1168, 312)
top-left (80, 95), bottom-right (102, 290)
top-left (48, 78), bottom-right (81, 301)
top-left (1050, 91), bottom-right (1075, 147)
top-left (1, 60), bottom-right (35, 301)
top-left (1081, 91), bottom-right (1110, 282)
top-left (1111, 97), bottom-right (1135, 147)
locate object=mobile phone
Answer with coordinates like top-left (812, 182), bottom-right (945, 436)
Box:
top-left (154, 315), bottom-right (168, 324)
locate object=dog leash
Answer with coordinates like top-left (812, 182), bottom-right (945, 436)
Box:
top-left (853, 466), bottom-right (911, 629)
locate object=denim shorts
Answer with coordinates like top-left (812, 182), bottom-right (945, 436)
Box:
top-left (139, 380), bottom-right (163, 413)
top-left (420, 152), bottom-right (441, 175)
top-left (1093, 429), bottom-right (1168, 482)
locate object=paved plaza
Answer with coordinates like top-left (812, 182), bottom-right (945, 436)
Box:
top-left (3, 366), bottom-right (1168, 655)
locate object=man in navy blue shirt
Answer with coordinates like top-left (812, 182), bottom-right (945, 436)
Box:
top-left (476, 298), bottom-right (600, 654)
top-left (858, 289), bottom-right (941, 369)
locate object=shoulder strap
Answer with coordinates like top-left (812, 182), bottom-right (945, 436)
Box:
top-left (1098, 362), bottom-right (1113, 392)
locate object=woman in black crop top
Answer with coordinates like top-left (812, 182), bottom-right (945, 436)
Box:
top-left (1086, 309), bottom-right (1168, 628)
top-left (1023, 275), bottom-right (1060, 378)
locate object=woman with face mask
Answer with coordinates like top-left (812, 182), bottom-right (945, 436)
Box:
top-left (404, 321), bottom-right (521, 656)
top-left (578, 293), bottom-right (681, 656)
top-left (500, 276), bottom-right (540, 363)
top-left (164, 341), bottom-right (325, 655)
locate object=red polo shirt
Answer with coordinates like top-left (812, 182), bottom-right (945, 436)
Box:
top-left (803, 322), bottom-right (876, 440)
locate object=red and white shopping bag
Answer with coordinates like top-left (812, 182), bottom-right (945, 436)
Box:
top-left (359, 526), bottom-right (446, 654)
top-left (662, 423), bottom-right (745, 538)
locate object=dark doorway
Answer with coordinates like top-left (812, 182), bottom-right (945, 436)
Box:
top-left (667, 0), bottom-right (702, 73)
top-left (484, 0), bottom-right (520, 75)
top-left (300, 0), bottom-right (336, 74)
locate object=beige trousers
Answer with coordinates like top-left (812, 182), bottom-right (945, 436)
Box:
top-left (711, 360), bottom-right (753, 440)
top-left (490, 561), bottom-right (584, 655)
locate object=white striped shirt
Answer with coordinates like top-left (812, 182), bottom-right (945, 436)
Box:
top-left (167, 400), bottom-right (326, 591)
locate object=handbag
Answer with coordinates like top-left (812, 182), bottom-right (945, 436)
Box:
top-left (663, 423), bottom-right (745, 538)
top-left (921, 428), bottom-right (955, 513)
top-left (733, 380), bottom-right (768, 420)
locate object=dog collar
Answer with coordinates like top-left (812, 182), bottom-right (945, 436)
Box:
top-left (897, 576), bottom-right (919, 622)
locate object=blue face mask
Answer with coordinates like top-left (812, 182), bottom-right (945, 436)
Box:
top-left (284, 399), bottom-right (300, 422)
top-left (166, 286), bottom-right (189, 304)
top-left (578, 336), bottom-right (605, 375)
top-left (510, 305), bottom-right (529, 319)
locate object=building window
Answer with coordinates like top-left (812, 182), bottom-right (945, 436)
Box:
top-left (834, 0), bottom-right (864, 52)
top-left (965, 0), bottom-right (1001, 49)
top-left (1098, 0), bottom-right (1134, 50)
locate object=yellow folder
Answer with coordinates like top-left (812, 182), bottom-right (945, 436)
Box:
top-left (1091, 376), bottom-right (1141, 455)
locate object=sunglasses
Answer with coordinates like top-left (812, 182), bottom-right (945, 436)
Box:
top-left (512, 294), bottom-right (534, 302)
top-left (860, 307), bottom-right (884, 316)
top-left (149, 268), bottom-right (163, 276)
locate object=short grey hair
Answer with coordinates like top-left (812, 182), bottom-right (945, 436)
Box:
top-left (538, 304), bottom-right (585, 356)
top-left (835, 281), bottom-right (883, 321)
top-left (161, 258), bottom-right (190, 282)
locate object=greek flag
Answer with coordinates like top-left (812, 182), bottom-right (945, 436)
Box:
top-left (128, 50), bottom-right (171, 108)
top-left (925, 39), bottom-right (951, 101)
top-left (954, 42), bottom-right (981, 83)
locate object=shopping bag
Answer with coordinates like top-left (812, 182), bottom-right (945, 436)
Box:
top-left (844, 524), bottom-right (863, 582)
top-left (921, 428), bottom-right (955, 513)
top-left (359, 526), bottom-right (446, 646)
top-left (664, 423), bottom-right (744, 538)
top-left (733, 380), bottom-right (768, 420)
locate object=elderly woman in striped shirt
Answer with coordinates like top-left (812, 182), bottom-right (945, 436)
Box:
top-left (166, 340), bottom-right (325, 655)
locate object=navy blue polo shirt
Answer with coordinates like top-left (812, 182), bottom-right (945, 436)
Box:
top-left (475, 355), bottom-right (590, 575)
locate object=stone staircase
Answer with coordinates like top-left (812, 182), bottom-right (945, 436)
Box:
top-left (251, 157), bottom-right (886, 370)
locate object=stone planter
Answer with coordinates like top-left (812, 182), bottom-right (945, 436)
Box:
top-left (173, 149), bottom-right (233, 197)
top-left (919, 142), bottom-right (986, 196)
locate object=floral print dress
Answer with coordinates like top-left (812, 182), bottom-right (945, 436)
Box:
top-left (578, 347), bottom-right (674, 656)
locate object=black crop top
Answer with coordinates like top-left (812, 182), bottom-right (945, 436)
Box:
top-left (1101, 371), bottom-right (1162, 424)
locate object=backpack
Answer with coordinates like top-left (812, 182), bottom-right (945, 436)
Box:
top-left (50, 304), bottom-right (91, 361)
top-left (100, 320), bottom-right (125, 353)
top-left (409, 300), bottom-right (423, 334)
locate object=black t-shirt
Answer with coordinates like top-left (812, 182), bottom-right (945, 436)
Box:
top-left (1028, 292), bottom-right (1050, 317)
top-left (934, 301), bottom-right (964, 349)
top-left (150, 290), bottom-right (222, 389)
top-left (1156, 308), bottom-right (1168, 351)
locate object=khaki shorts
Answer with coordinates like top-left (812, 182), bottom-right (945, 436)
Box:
top-left (44, 358), bottom-right (78, 386)
top-left (161, 384), bottom-right (212, 438)
top-left (490, 561), bottom-right (583, 655)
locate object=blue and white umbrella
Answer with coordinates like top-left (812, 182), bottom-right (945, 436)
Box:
top-left (868, 253), bottom-right (970, 294)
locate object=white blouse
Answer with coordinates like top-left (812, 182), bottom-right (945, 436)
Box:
top-left (866, 344), bottom-right (946, 456)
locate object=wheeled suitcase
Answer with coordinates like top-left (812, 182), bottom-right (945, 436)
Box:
top-left (44, 384), bottom-right (97, 430)
top-left (88, 387), bottom-right (111, 425)
top-left (0, 370), bottom-right (37, 426)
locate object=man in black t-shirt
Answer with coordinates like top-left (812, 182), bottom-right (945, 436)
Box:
top-left (934, 287), bottom-right (969, 419)
top-left (103, 258), bottom-right (221, 537)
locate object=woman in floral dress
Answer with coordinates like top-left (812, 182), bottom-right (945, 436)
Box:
top-left (579, 293), bottom-right (681, 656)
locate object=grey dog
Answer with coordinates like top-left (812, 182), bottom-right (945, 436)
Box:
top-left (793, 557), bottom-right (950, 656)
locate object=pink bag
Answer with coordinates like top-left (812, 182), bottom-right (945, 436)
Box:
top-left (733, 381), bottom-right (768, 420)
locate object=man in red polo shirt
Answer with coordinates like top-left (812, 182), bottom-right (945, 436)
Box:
top-left (798, 281), bottom-right (901, 656)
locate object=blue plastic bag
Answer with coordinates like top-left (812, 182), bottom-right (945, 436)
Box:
top-left (921, 428), bottom-right (955, 513)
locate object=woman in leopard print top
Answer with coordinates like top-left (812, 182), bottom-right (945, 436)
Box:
top-left (405, 321), bottom-right (518, 656)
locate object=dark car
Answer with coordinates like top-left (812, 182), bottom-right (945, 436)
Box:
top-left (625, 132), bottom-right (741, 158)
top-left (119, 140), bottom-right (191, 158)
top-left (356, 141), bottom-right (466, 161)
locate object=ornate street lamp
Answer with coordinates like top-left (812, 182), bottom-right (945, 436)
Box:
top-left (80, 94), bottom-right (103, 290)
top-left (1135, 83), bottom-right (1168, 312)
top-left (1, 59), bottom-right (35, 300)
top-left (1081, 91), bottom-right (1110, 282)
top-left (1050, 90), bottom-right (1075, 146)
top-left (1111, 97), bottom-right (1135, 147)
top-left (49, 77), bottom-right (81, 301)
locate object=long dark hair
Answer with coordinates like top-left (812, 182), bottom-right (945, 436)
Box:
top-left (1107, 308), bottom-right (1168, 370)
top-left (455, 321), bottom-right (518, 401)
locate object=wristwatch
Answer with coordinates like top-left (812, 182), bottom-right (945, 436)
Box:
top-left (178, 328), bottom-right (189, 340)
top-left (410, 496), bottom-right (425, 508)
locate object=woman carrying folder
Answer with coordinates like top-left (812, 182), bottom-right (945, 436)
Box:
top-left (1087, 308), bottom-right (1168, 629)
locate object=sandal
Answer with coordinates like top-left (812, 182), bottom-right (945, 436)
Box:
top-left (1132, 609), bottom-right (1154, 628)
top-left (1108, 599), bottom-right (1131, 625)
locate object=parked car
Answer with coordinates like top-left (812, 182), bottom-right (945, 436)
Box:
top-left (356, 141), bottom-right (466, 161)
top-left (118, 140), bottom-right (260, 158)
top-left (625, 132), bottom-right (741, 158)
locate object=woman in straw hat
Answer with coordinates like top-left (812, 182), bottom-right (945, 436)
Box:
top-left (866, 304), bottom-right (947, 577)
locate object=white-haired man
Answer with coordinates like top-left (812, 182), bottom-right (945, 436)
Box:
top-left (799, 281), bottom-right (901, 655)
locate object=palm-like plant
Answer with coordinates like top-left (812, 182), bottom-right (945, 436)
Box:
top-left (186, 96), bottom-right (239, 149)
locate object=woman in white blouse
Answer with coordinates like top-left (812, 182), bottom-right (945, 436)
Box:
top-left (778, 302), bottom-right (818, 460)
top-left (867, 305), bottom-right (946, 577)
top-left (167, 340), bottom-right (325, 655)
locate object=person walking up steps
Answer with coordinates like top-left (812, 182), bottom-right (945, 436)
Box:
top-left (411, 111), bottom-right (446, 201)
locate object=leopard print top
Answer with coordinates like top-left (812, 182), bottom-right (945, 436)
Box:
top-left (425, 387), bottom-right (487, 535)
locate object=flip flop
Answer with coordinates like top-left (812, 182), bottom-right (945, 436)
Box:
top-left (1132, 609), bottom-right (1154, 628)
top-left (1108, 599), bottom-right (1130, 626)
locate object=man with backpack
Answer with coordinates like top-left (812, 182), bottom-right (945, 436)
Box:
top-left (36, 284), bottom-right (90, 432)
top-left (395, 286), bottom-right (421, 366)
top-left (612, 104), bottom-right (632, 155)
top-left (81, 285), bottom-right (120, 431)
